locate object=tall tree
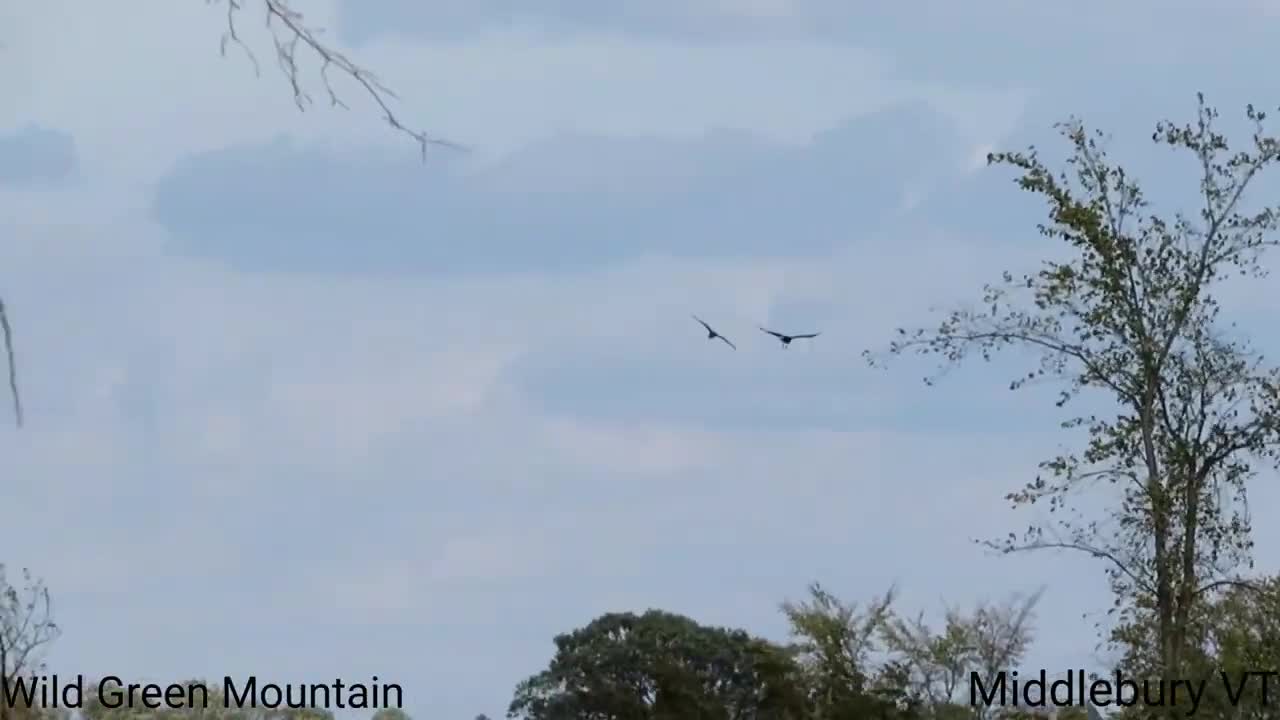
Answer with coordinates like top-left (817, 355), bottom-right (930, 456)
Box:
top-left (0, 567), bottom-right (59, 720)
top-left (872, 94), bottom-right (1280, 681)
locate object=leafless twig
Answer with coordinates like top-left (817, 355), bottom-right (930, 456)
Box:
top-left (0, 297), bottom-right (20, 428)
top-left (211, 0), bottom-right (466, 161)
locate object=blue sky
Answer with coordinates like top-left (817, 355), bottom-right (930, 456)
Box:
top-left (5, 0), bottom-right (1280, 717)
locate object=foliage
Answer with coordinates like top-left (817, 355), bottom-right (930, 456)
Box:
top-left (882, 591), bottom-right (1042, 720)
top-left (1111, 575), bottom-right (1280, 719)
top-left (507, 609), bottom-right (809, 719)
top-left (509, 588), bottom-right (1053, 720)
top-left (874, 93), bottom-right (1280, 678)
top-left (780, 583), bottom-right (918, 718)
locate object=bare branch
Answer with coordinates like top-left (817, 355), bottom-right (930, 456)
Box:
top-left (0, 297), bottom-right (20, 428)
top-left (1194, 577), bottom-right (1265, 596)
top-left (987, 538), bottom-right (1157, 596)
top-left (212, 0), bottom-right (467, 161)
top-left (0, 566), bottom-right (59, 706)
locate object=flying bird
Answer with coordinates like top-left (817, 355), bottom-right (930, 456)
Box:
top-left (692, 315), bottom-right (736, 350)
top-left (758, 327), bottom-right (820, 348)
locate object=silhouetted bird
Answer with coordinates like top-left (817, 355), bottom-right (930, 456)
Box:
top-left (759, 327), bottom-right (820, 348)
top-left (692, 315), bottom-right (736, 350)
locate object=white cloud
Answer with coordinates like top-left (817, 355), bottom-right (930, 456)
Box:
top-left (6, 0), bottom-right (1018, 188)
top-left (332, 563), bottom-right (423, 615)
top-left (427, 534), bottom-right (552, 584)
top-left (537, 417), bottom-right (728, 476)
top-left (709, 0), bottom-right (798, 19)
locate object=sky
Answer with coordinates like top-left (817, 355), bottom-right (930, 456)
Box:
top-left (4, 0), bottom-right (1280, 717)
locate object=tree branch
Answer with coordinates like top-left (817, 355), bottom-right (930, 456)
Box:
top-left (214, 0), bottom-right (467, 161)
top-left (0, 297), bottom-right (20, 428)
top-left (895, 326), bottom-right (1137, 404)
top-left (991, 539), bottom-right (1156, 596)
top-left (1194, 578), bottom-right (1267, 596)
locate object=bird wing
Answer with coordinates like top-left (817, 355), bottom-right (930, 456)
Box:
top-left (758, 327), bottom-right (785, 338)
top-left (717, 335), bottom-right (737, 350)
top-left (791, 333), bottom-right (821, 339)
top-left (692, 315), bottom-right (714, 333)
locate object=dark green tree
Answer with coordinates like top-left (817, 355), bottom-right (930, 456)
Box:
top-left (873, 93), bottom-right (1280, 683)
top-left (507, 610), bottom-right (808, 720)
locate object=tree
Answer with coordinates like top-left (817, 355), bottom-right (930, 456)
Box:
top-left (1189, 576), bottom-right (1280, 719)
top-left (872, 93), bottom-right (1280, 682)
top-left (881, 608), bottom-right (972, 712)
top-left (1111, 575), bottom-right (1280, 719)
top-left (777, 583), bottom-right (1042, 720)
top-left (779, 583), bottom-right (917, 719)
top-left (881, 591), bottom-right (1042, 720)
top-left (507, 609), bottom-right (808, 719)
top-left (964, 591), bottom-right (1043, 719)
top-left (0, 567), bottom-right (60, 720)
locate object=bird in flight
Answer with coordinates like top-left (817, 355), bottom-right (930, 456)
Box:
top-left (759, 327), bottom-right (820, 348)
top-left (692, 315), bottom-right (736, 350)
